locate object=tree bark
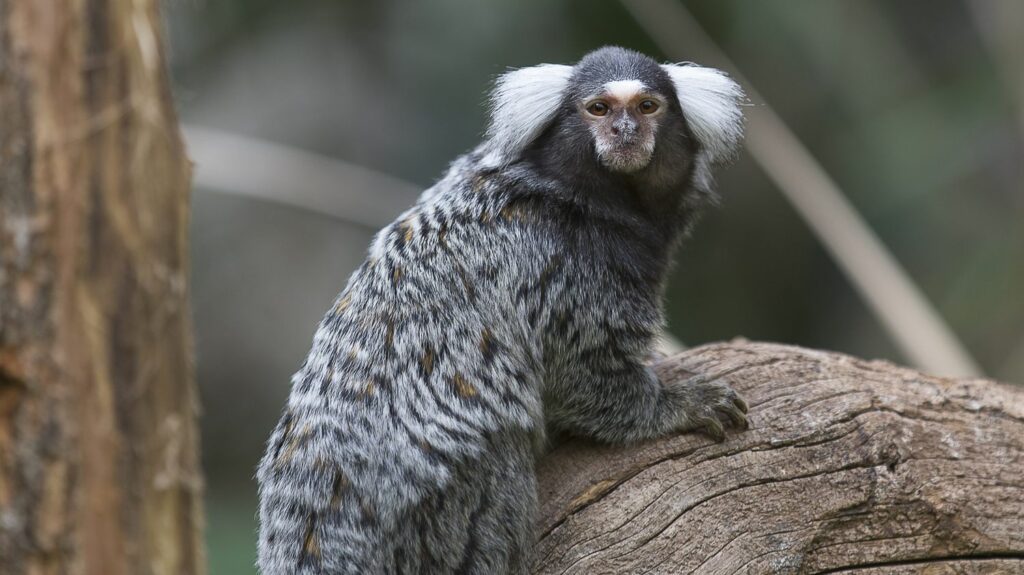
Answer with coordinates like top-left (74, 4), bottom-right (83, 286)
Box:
top-left (535, 341), bottom-right (1024, 574)
top-left (0, 0), bottom-right (204, 574)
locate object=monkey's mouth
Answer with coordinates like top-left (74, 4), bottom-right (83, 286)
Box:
top-left (598, 140), bottom-right (654, 173)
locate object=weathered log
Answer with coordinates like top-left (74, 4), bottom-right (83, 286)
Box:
top-left (535, 341), bottom-right (1024, 574)
top-left (0, 0), bottom-right (204, 573)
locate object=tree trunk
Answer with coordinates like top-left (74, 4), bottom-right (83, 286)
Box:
top-left (535, 341), bottom-right (1024, 574)
top-left (0, 0), bottom-right (204, 573)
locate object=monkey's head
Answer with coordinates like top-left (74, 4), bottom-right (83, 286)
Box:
top-left (484, 46), bottom-right (744, 183)
top-left (568, 47), bottom-right (683, 174)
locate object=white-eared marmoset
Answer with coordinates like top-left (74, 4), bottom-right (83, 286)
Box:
top-left (258, 46), bottom-right (748, 574)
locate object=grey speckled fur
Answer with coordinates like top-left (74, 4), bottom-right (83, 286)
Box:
top-left (257, 47), bottom-right (747, 574)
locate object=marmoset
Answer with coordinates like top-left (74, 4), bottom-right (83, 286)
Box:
top-left (257, 46), bottom-right (748, 574)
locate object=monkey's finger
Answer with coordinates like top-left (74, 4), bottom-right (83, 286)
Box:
top-left (722, 405), bottom-right (748, 430)
top-left (700, 416), bottom-right (726, 441)
top-left (733, 395), bottom-right (748, 414)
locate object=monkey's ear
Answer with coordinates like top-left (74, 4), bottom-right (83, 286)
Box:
top-left (484, 64), bottom-right (573, 165)
top-left (661, 64), bottom-right (745, 163)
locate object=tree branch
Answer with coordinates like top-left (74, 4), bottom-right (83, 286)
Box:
top-left (535, 341), bottom-right (1024, 574)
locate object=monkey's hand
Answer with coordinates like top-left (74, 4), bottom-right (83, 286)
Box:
top-left (549, 357), bottom-right (749, 445)
top-left (655, 363), bottom-right (749, 441)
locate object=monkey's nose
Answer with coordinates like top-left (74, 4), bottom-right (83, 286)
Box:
top-left (612, 117), bottom-right (638, 138)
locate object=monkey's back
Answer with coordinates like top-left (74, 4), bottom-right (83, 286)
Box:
top-left (256, 157), bottom-right (548, 574)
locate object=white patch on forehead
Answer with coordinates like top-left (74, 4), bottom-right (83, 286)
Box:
top-left (602, 79), bottom-right (647, 101)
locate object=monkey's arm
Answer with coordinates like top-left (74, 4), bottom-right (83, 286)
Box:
top-left (547, 328), bottom-right (747, 444)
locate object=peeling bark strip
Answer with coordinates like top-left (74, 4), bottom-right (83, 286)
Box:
top-left (534, 342), bottom-right (1024, 574)
top-left (0, 0), bottom-right (205, 574)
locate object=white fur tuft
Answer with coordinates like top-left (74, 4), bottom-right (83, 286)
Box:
top-left (484, 64), bottom-right (573, 166)
top-left (661, 64), bottom-right (745, 163)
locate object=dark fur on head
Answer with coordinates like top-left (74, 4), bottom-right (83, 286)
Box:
top-left (522, 47), bottom-right (710, 243)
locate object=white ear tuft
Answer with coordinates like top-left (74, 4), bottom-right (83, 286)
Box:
top-left (484, 64), bottom-right (573, 165)
top-left (661, 64), bottom-right (745, 163)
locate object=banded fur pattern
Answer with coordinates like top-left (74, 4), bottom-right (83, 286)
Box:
top-left (258, 46), bottom-right (747, 574)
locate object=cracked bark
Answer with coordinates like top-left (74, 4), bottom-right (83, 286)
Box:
top-left (0, 0), bottom-right (204, 573)
top-left (534, 341), bottom-right (1024, 574)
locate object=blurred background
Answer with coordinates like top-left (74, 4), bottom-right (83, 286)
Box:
top-left (162, 0), bottom-right (1023, 572)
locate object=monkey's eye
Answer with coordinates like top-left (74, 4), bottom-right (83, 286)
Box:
top-left (638, 100), bottom-right (660, 114)
top-left (586, 101), bottom-right (609, 117)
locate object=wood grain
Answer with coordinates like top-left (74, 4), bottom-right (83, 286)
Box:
top-left (535, 341), bottom-right (1024, 574)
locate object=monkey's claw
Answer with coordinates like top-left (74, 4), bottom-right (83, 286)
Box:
top-left (671, 376), bottom-right (750, 441)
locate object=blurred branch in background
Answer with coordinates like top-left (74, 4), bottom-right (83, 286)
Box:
top-left (183, 124), bottom-right (420, 230)
top-left (620, 0), bottom-right (983, 378)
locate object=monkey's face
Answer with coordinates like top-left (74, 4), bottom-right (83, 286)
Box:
top-left (579, 80), bottom-right (667, 173)
top-left (484, 46), bottom-right (743, 183)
